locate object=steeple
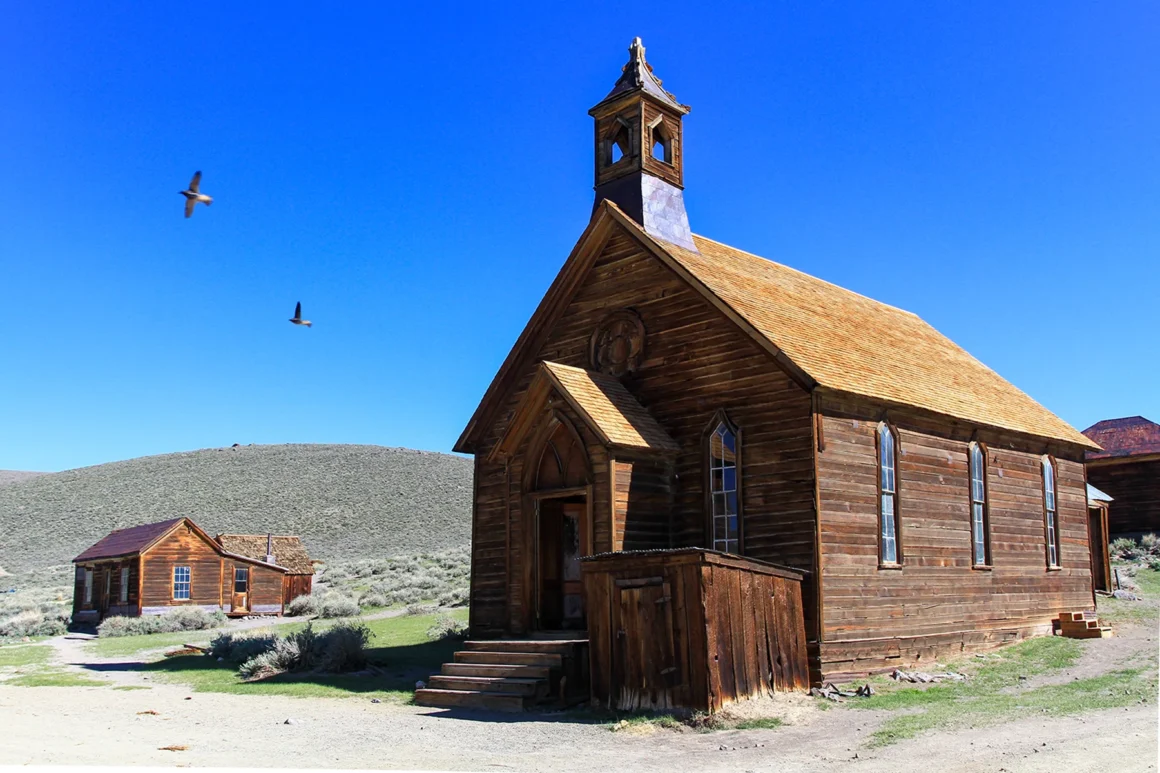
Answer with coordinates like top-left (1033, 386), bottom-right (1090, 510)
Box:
top-left (589, 38), bottom-right (697, 252)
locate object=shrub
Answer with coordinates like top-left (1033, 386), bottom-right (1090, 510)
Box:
top-left (97, 608), bottom-right (225, 638)
top-left (317, 594), bottom-right (360, 618)
top-left (315, 621), bottom-right (371, 672)
top-left (358, 591), bottom-right (390, 609)
top-left (287, 594), bottom-right (317, 617)
top-left (405, 603), bottom-right (438, 617)
top-left (238, 637), bottom-right (300, 679)
top-left (0, 606), bottom-right (70, 638)
top-left (1141, 533), bottom-right (1159, 555)
top-left (208, 631), bottom-right (277, 663)
top-left (1110, 538), bottom-right (1142, 562)
top-left (232, 622), bottom-right (370, 679)
top-left (427, 614), bottom-right (468, 641)
top-left (437, 587), bottom-right (469, 607)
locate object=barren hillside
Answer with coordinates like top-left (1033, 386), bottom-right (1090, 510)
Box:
top-left (0, 444), bottom-right (472, 574)
top-left (0, 471), bottom-right (47, 487)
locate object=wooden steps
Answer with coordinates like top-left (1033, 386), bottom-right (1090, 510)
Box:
top-left (1058, 611), bottom-right (1113, 639)
top-left (414, 638), bottom-right (588, 712)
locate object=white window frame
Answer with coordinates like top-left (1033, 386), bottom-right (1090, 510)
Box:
top-left (83, 569), bottom-right (93, 605)
top-left (119, 567), bottom-right (130, 603)
top-left (969, 442), bottom-right (989, 567)
top-left (173, 565), bottom-right (191, 600)
top-left (1043, 457), bottom-right (1060, 568)
top-left (878, 422), bottom-right (900, 566)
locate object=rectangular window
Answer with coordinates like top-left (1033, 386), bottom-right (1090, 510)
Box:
top-left (878, 423), bottom-right (900, 565)
top-left (1043, 457), bottom-right (1060, 568)
top-left (83, 569), bottom-right (93, 605)
top-left (173, 566), bottom-right (191, 600)
top-left (119, 567), bottom-right (130, 603)
top-left (709, 419), bottom-right (740, 554)
top-left (234, 566), bottom-right (249, 594)
top-left (969, 443), bottom-right (990, 566)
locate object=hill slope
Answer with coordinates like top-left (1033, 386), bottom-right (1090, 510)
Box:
top-left (0, 444), bottom-right (472, 574)
top-left (0, 471), bottom-right (47, 487)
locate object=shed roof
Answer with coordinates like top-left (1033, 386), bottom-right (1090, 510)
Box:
top-left (542, 361), bottom-right (680, 452)
top-left (73, 518), bottom-right (185, 562)
top-left (1082, 416), bottom-right (1160, 460)
top-left (1087, 484), bottom-right (1113, 504)
top-left (215, 534), bottom-right (314, 575)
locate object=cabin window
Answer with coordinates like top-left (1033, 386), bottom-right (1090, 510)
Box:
top-left (969, 442), bottom-right (990, 566)
top-left (877, 422), bottom-right (900, 565)
top-left (234, 567), bottom-right (249, 594)
top-left (104, 570), bottom-right (111, 600)
top-left (83, 569), bottom-right (93, 605)
top-left (119, 567), bottom-right (129, 603)
top-left (173, 566), bottom-right (191, 600)
top-left (708, 415), bottom-right (740, 554)
top-left (1043, 456), bottom-right (1060, 568)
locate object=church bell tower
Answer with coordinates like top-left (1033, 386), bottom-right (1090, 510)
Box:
top-left (589, 38), bottom-right (697, 252)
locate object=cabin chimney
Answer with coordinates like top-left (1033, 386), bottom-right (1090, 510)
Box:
top-left (589, 38), bottom-right (696, 252)
top-left (265, 533), bottom-right (275, 564)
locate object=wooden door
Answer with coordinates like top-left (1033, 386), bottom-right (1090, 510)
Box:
top-left (612, 579), bottom-right (677, 709)
top-left (1088, 508), bottom-right (1110, 593)
top-left (230, 565), bottom-right (250, 614)
top-left (535, 498), bottom-right (589, 630)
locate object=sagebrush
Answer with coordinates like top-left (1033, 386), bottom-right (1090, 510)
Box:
top-left (286, 592), bottom-right (360, 618)
top-left (427, 614), bottom-right (468, 641)
top-left (320, 546), bottom-right (469, 609)
top-left (211, 621), bottom-right (371, 679)
top-left (0, 605), bottom-right (70, 638)
top-left (98, 607), bottom-right (226, 638)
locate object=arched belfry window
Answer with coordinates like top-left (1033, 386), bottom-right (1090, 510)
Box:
top-left (534, 417), bottom-right (590, 491)
top-left (1042, 456), bottom-right (1060, 568)
top-left (969, 442), bottom-right (991, 567)
top-left (706, 412), bottom-right (741, 554)
top-left (877, 422), bottom-right (900, 565)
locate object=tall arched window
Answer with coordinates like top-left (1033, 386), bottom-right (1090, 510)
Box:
top-left (707, 414), bottom-right (740, 554)
top-left (969, 442), bottom-right (990, 566)
top-left (877, 422), bottom-right (900, 565)
top-left (1042, 456), bottom-right (1060, 568)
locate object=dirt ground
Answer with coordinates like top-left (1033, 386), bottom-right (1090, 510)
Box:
top-left (0, 622), bottom-right (1156, 772)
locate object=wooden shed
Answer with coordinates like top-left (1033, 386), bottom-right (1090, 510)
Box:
top-left (418, 38), bottom-right (1101, 713)
top-left (1083, 416), bottom-right (1160, 538)
top-left (582, 549), bottom-right (808, 711)
top-left (1087, 484), bottom-right (1113, 593)
top-left (72, 517), bottom-right (288, 623)
top-left (215, 534), bottom-right (315, 605)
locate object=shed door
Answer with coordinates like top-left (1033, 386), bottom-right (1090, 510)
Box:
top-left (231, 566), bottom-right (250, 614)
top-left (612, 579), bottom-right (677, 709)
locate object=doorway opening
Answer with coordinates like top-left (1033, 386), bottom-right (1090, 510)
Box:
top-left (537, 496), bottom-right (588, 630)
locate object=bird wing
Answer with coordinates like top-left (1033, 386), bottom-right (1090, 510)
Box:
top-left (184, 197), bottom-right (196, 218)
top-left (294, 302), bottom-right (302, 320)
top-left (188, 171), bottom-right (202, 193)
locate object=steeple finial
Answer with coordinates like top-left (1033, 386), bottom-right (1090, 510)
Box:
top-left (594, 37), bottom-right (689, 115)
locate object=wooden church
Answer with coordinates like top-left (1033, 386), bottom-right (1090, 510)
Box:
top-left (418, 39), bottom-right (1100, 713)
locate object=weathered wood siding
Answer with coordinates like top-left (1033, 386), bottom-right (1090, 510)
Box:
top-left (283, 574), bottom-right (313, 605)
top-left (1086, 458), bottom-right (1160, 536)
top-left (614, 455), bottom-right (673, 551)
top-left (816, 395), bottom-right (1094, 678)
top-left (468, 224), bottom-right (817, 637)
top-left (583, 549), bottom-right (808, 712)
top-left (140, 523), bottom-right (225, 613)
top-left (72, 558), bottom-right (140, 619)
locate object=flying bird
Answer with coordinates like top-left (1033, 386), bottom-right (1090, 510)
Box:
top-left (289, 302), bottom-right (312, 328)
top-left (179, 171), bottom-right (213, 218)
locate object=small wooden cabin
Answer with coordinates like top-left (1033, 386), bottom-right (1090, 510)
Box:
top-left (1083, 416), bottom-right (1160, 538)
top-left (421, 38), bottom-right (1100, 713)
top-left (216, 533), bottom-right (315, 604)
top-left (72, 517), bottom-right (288, 623)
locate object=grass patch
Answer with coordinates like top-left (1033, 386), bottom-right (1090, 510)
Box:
top-left (1098, 566), bottom-right (1160, 627)
top-left (7, 668), bottom-right (108, 688)
top-left (87, 618), bottom-right (316, 658)
top-left (138, 609), bottom-right (468, 701)
top-left (0, 644), bottom-right (51, 668)
top-left (844, 633), bottom-right (1156, 746)
top-left (732, 717), bottom-right (784, 730)
top-left (112, 685), bottom-right (152, 691)
top-left (869, 668), bottom-right (1156, 746)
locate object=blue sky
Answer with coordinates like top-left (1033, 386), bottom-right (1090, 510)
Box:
top-left (1, 2), bottom-right (1156, 471)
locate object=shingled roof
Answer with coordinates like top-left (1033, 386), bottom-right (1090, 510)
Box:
top-left (455, 202), bottom-right (1097, 453)
top-left (215, 534), bottom-right (314, 574)
top-left (73, 518), bottom-right (185, 562)
top-left (1082, 416), bottom-right (1160, 460)
top-left (542, 362), bottom-right (680, 452)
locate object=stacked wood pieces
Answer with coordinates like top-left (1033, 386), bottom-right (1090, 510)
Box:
top-left (1057, 611), bottom-right (1113, 639)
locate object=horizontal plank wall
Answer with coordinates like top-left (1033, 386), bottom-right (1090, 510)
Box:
top-left (614, 455), bottom-right (673, 551)
top-left (816, 394), bottom-right (1093, 678)
top-left (469, 223), bottom-right (817, 638)
top-left (469, 455), bottom-right (508, 635)
top-left (140, 523), bottom-right (224, 614)
top-left (1086, 458), bottom-right (1160, 536)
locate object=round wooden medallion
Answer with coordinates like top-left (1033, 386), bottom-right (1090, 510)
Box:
top-left (589, 309), bottom-right (646, 376)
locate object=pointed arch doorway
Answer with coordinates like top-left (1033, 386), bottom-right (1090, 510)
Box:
top-left (525, 412), bottom-right (594, 632)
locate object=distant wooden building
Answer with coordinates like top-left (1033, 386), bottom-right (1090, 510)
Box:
top-left (72, 517), bottom-right (289, 623)
top-left (1083, 416), bottom-right (1160, 537)
top-left (419, 39), bottom-right (1099, 712)
top-left (215, 533), bottom-right (314, 604)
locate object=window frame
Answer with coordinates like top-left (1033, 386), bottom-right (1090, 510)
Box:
top-left (173, 565), bottom-right (192, 601)
top-left (234, 566), bottom-right (249, 594)
top-left (119, 567), bottom-right (130, 603)
top-left (83, 568), bottom-right (93, 605)
top-left (1041, 455), bottom-right (1061, 570)
top-left (875, 421), bottom-right (902, 568)
top-left (703, 410), bottom-right (743, 556)
top-left (968, 441), bottom-right (992, 569)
